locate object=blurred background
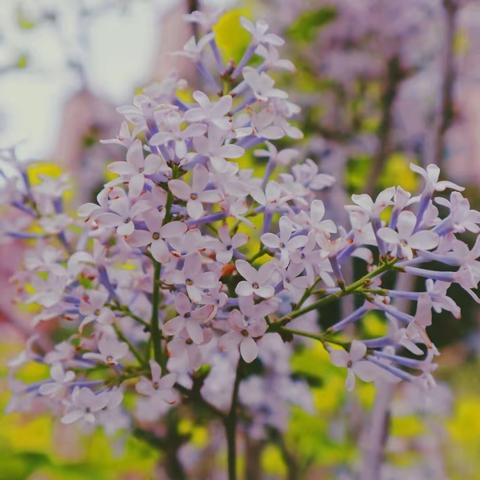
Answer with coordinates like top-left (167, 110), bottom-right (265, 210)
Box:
top-left (1, 0), bottom-right (480, 479)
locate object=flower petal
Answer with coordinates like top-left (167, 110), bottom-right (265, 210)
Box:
top-left (240, 337), bottom-right (258, 363)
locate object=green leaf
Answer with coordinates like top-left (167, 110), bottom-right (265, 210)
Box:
top-left (287, 7), bottom-right (337, 42)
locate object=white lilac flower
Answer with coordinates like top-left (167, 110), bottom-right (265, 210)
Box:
top-left (38, 363), bottom-right (75, 398)
top-left (329, 341), bottom-right (380, 391)
top-left (243, 67), bottom-right (288, 102)
top-left (192, 126), bottom-right (245, 173)
top-left (24, 245), bottom-right (65, 276)
top-left (378, 210), bottom-right (439, 259)
top-left (219, 309), bottom-right (267, 363)
top-left (255, 44), bottom-right (295, 72)
top-left (27, 274), bottom-right (68, 309)
top-left (83, 335), bottom-right (129, 366)
top-left (167, 328), bottom-right (209, 371)
top-left (436, 191), bottom-right (480, 234)
top-left (234, 259), bottom-right (278, 298)
top-left (184, 8), bottom-right (224, 31)
top-left (349, 187), bottom-right (395, 219)
top-left (61, 387), bottom-right (112, 425)
top-left (176, 33), bottom-right (214, 61)
top-left (128, 210), bottom-right (187, 262)
top-left (96, 196), bottom-right (150, 236)
top-left (184, 91), bottom-right (233, 130)
top-left (261, 216), bottom-right (308, 267)
top-left (44, 341), bottom-right (76, 364)
top-left (405, 294), bottom-right (436, 350)
top-left (426, 279), bottom-right (460, 319)
top-left (240, 17), bottom-right (284, 47)
top-left (108, 139), bottom-right (170, 196)
top-left (411, 163), bottom-right (463, 195)
top-left (208, 225), bottom-right (248, 264)
top-left (254, 141), bottom-right (298, 167)
top-left (168, 253), bottom-right (218, 303)
top-left (168, 164), bottom-right (222, 219)
top-left (162, 293), bottom-right (215, 344)
top-left (78, 290), bottom-right (114, 331)
top-left (136, 360), bottom-right (177, 405)
top-left (300, 200), bottom-right (337, 240)
top-left (150, 107), bottom-right (206, 159)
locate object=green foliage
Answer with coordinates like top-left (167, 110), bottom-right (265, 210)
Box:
top-left (287, 8), bottom-right (337, 42)
top-left (346, 152), bottom-right (419, 194)
top-left (346, 154), bottom-right (371, 193)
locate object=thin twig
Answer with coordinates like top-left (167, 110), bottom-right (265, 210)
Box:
top-left (224, 359), bottom-right (243, 480)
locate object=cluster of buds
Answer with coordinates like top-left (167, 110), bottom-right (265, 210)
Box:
top-left (3, 9), bottom-right (480, 455)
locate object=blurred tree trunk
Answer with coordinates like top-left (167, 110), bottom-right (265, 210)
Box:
top-left (429, 0), bottom-right (458, 169)
top-left (365, 56), bottom-right (403, 196)
top-left (244, 437), bottom-right (264, 480)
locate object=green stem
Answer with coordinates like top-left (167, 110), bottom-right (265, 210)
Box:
top-left (224, 360), bottom-right (242, 480)
top-left (150, 184), bottom-right (176, 372)
top-left (113, 325), bottom-right (146, 366)
top-left (163, 189), bottom-right (174, 224)
top-left (275, 260), bottom-right (396, 327)
top-left (109, 304), bottom-right (150, 329)
top-left (293, 278), bottom-right (322, 311)
top-left (151, 259), bottom-right (164, 371)
top-left (278, 326), bottom-right (349, 348)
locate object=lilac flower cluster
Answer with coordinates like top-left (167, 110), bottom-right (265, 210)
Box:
top-left (3, 8), bottom-right (480, 476)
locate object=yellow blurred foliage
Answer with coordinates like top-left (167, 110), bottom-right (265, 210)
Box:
top-left (362, 311), bottom-right (387, 337)
top-left (379, 153), bottom-right (418, 192)
top-left (448, 395), bottom-right (480, 448)
top-left (27, 163), bottom-right (62, 185)
top-left (390, 415), bottom-right (425, 438)
top-left (261, 444), bottom-right (287, 476)
top-left (213, 9), bottom-right (251, 63)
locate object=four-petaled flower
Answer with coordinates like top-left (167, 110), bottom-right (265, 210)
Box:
top-left (96, 196), bottom-right (150, 236)
top-left (235, 259), bottom-right (277, 298)
top-left (128, 210), bottom-right (187, 262)
top-left (329, 341), bottom-right (379, 391)
top-left (169, 164), bottom-right (222, 219)
top-left (39, 363), bottom-right (75, 398)
top-left (162, 293), bottom-right (215, 344)
top-left (261, 217), bottom-right (308, 266)
top-left (61, 387), bottom-right (112, 425)
top-left (184, 91), bottom-right (233, 130)
top-left (136, 360), bottom-right (178, 405)
top-left (83, 335), bottom-right (129, 366)
top-left (168, 253), bottom-right (218, 302)
top-left (243, 67), bottom-right (288, 102)
top-left (108, 139), bottom-right (169, 197)
top-left (378, 210), bottom-right (439, 259)
top-left (219, 309), bottom-right (267, 363)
